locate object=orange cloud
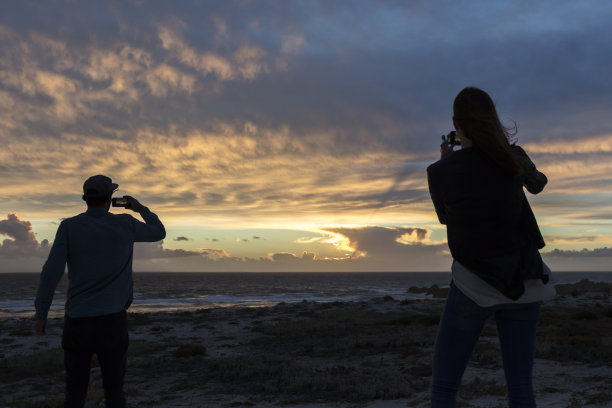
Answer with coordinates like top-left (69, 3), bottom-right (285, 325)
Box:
top-left (158, 26), bottom-right (268, 81)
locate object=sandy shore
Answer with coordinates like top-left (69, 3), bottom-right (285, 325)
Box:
top-left (1, 280), bottom-right (612, 407)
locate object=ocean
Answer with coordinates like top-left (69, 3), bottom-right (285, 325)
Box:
top-left (2, 271), bottom-right (611, 319)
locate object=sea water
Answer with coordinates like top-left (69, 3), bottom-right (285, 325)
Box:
top-left (1, 271), bottom-right (611, 318)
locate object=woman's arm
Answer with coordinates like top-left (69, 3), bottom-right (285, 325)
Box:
top-left (512, 145), bottom-right (547, 194)
top-left (427, 165), bottom-right (447, 224)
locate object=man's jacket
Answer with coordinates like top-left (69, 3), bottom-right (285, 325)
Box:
top-left (35, 207), bottom-right (165, 319)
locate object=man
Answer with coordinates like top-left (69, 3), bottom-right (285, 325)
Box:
top-left (34, 175), bottom-right (166, 407)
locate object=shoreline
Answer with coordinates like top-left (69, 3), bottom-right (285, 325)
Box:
top-left (1, 281), bottom-right (612, 407)
top-left (3, 274), bottom-right (612, 320)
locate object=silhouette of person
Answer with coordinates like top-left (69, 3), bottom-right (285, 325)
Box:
top-left (427, 87), bottom-right (555, 407)
top-left (34, 175), bottom-right (166, 408)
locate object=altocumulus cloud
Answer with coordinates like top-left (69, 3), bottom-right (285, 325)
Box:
top-left (3, 0), bottom-right (612, 227)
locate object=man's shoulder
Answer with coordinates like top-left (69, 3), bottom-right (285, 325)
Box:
top-left (60, 213), bottom-right (86, 225)
top-left (62, 212), bottom-right (137, 225)
top-left (108, 212), bottom-right (139, 224)
top-left (108, 212), bottom-right (136, 219)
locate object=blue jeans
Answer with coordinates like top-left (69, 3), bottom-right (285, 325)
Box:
top-left (431, 283), bottom-right (540, 408)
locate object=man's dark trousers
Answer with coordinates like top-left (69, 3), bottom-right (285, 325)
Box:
top-left (62, 311), bottom-right (128, 408)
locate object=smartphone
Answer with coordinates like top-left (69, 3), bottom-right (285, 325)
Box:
top-left (111, 197), bottom-right (129, 207)
top-left (442, 130), bottom-right (461, 146)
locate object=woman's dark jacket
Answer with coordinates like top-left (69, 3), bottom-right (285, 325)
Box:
top-left (427, 146), bottom-right (547, 300)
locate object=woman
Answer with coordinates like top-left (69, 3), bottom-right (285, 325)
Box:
top-left (427, 87), bottom-right (555, 407)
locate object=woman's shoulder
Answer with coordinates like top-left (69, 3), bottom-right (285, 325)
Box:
top-left (428, 148), bottom-right (481, 172)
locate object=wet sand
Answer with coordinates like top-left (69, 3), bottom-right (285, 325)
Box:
top-left (1, 280), bottom-right (612, 407)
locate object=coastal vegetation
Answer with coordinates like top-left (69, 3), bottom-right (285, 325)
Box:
top-left (1, 281), bottom-right (611, 407)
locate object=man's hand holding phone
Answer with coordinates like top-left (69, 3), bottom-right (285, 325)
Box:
top-left (112, 195), bottom-right (145, 213)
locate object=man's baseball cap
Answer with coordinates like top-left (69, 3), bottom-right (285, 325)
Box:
top-left (82, 175), bottom-right (118, 198)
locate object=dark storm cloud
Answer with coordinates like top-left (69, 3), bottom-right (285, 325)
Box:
top-left (325, 226), bottom-right (445, 258)
top-left (0, 213), bottom-right (49, 257)
top-left (0, 213), bottom-right (38, 243)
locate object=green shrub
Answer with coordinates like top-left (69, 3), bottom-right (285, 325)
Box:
top-left (571, 310), bottom-right (598, 320)
top-left (173, 343), bottom-right (207, 358)
top-left (0, 348), bottom-right (64, 381)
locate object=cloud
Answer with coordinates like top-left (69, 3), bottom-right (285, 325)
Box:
top-left (324, 226), bottom-right (434, 258)
top-left (1, 1), bottom-right (612, 271)
top-left (134, 241), bottom-right (202, 259)
top-left (0, 213), bottom-right (49, 257)
top-left (543, 247), bottom-right (612, 258)
top-left (157, 26), bottom-right (235, 80)
top-left (544, 235), bottom-right (612, 245)
top-left (0, 216), bottom-right (446, 272)
top-left (129, 225), bottom-right (451, 272)
top-left (173, 236), bottom-right (190, 241)
top-left (200, 248), bottom-right (231, 259)
top-left (268, 251), bottom-right (315, 263)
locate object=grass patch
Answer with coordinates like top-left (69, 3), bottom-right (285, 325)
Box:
top-left (173, 343), bottom-right (207, 358)
top-left (204, 354), bottom-right (424, 402)
top-left (0, 348), bottom-right (64, 382)
top-left (571, 310), bottom-right (599, 320)
top-left (458, 376), bottom-right (506, 400)
top-left (250, 306), bottom-right (439, 362)
top-left (537, 305), bottom-right (612, 365)
top-left (253, 307), bottom-right (441, 338)
top-left (128, 340), bottom-right (166, 357)
top-left (126, 302), bottom-right (440, 404)
top-left (585, 391), bottom-right (612, 405)
top-left (8, 394), bottom-right (64, 408)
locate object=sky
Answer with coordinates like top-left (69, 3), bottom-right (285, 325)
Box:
top-left (2, 0), bottom-right (612, 272)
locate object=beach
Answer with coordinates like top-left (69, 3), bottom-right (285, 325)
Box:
top-left (1, 279), bottom-right (612, 407)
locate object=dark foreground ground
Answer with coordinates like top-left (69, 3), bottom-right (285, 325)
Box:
top-left (2, 280), bottom-right (612, 408)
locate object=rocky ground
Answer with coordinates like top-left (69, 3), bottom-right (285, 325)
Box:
top-left (1, 280), bottom-right (612, 407)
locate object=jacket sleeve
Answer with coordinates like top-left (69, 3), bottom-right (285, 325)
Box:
top-left (34, 222), bottom-right (68, 320)
top-left (427, 165), bottom-right (447, 224)
top-left (512, 145), bottom-right (547, 194)
top-left (132, 207), bottom-right (166, 242)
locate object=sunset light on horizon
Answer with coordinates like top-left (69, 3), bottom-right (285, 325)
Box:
top-left (2, 1), bottom-right (612, 272)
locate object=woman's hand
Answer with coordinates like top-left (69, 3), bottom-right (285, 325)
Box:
top-left (440, 140), bottom-right (454, 160)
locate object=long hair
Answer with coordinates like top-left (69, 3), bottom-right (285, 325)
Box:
top-left (453, 87), bottom-right (522, 176)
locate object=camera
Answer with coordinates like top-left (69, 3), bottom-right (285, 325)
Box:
top-left (441, 130), bottom-right (461, 146)
top-left (111, 197), bottom-right (129, 207)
